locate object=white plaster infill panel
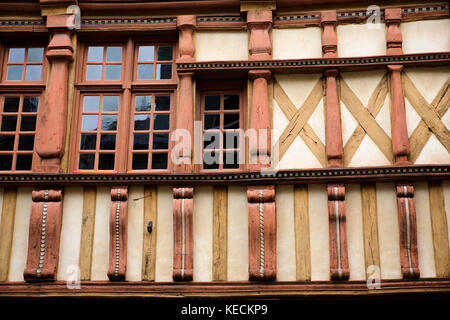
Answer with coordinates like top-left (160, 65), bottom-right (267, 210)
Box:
top-left (195, 31), bottom-right (248, 61)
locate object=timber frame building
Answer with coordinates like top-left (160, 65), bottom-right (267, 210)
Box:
top-left (0, 0), bottom-right (449, 301)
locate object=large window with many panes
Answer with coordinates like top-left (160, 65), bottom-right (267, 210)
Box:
top-left (71, 38), bottom-right (176, 172)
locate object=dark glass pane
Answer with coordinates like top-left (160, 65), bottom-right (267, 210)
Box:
top-left (204, 114), bottom-right (220, 130)
top-left (223, 151), bottom-right (239, 169)
top-left (4, 97), bottom-right (20, 112)
top-left (20, 115), bottom-right (37, 131)
top-left (23, 97), bottom-right (39, 112)
top-left (152, 133), bottom-right (169, 150)
top-left (204, 95), bottom-right (220, 110)
top-left (83, 96), bottom-right (100, 112)
top-left (81, 115), bottom-right (98, 131)
top-left (100, 134), bottom-right (116, 150)
top-left (133, 133), bottom-right (149, 150)
top-left (101, 115), bottom-right (117, 131)
top-left (135, 95), bottom-right (151, 112)
top-left (157, 46), bottom-right (173, 61)
top-left (151, 153), bottom-right (168, 169)
top-left (78, 153), bottom-right (95, 170)
top-left (27, 47), bottom-right (44, 62)
top-left (16, 154), bottom-right (32, 170)
top-left (102, 96), bottom-right (119, 112)
top-left (25, 65), bottom-right (42, 81)
top-left (98, 153), bottom-right (115, 170)
top-left (0, 135), bottom-right (15, 150)
top-left (137, 64), bottom-right (153, 80)
top-left (156, 64), bottom-right (172, 79)
top-left (105, 65), bottom-right (121, 80)
top-left (132, 153), bottom-right (148, 170)
top-left (80, 134), bottom-right (96, 150)
top-left (0, 155), bottom-right (12, 170)
top-left (1, 116), bottom-right (17, 131)
top-left (6, 66), bottom-right (23, 80)
top-left (224, 94), bottom-right (239, 110)
top-left (155, 95), bottom-right (170, 111)
top-left (224, 113), bottom-right (239, 129)
top-left (203, 151), bottom-right (219, 170)
top-left (134, 115), bottom-right (150, 131)
top-left (138, 46), bottom-right (154, 62)
top-left (153, 114), bottom-right (169, 130)
top-left (18, 135), bottom-right (34, 150)
top-left (106, 47), bottom-right (122, 62)
top-left (8, 48), bottom-right (25, 63)
top-left (86, 65), bottom-right (102, 80)
top-left (203, 131), bottom-right (220, 150)
top-left (87, 46), bottom-right (103, 62)
top-left (223, 131), bottom-right (239, 149)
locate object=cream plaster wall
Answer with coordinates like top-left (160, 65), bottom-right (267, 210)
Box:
top-left (402, 19), bottom-right (450, 54)
top-left (272, 28), bottom-right (322, 60)
top-left (91, 186), bottom-right (110, 280)
top-left (308, 184), bottom-right (330, 281)
top-left (126, 186), bottom-right (144, 281)
top-left (227, 186), bottom-right (248, 281)
top-left (57, 187), bottom-right (83, 281)
top-left (275, 185), bottom-right (296, 281)
top-left (414, 182), bottom-right (437, 278)
top-left (376, 183), bottom-right (401, 279)
top-left (155, 186), bottom-right (173, 282)
top-left (195, 31), bottom-right (248, 61)
top-left (193, 186), bottom-right (213, 282)
top-left (337, 23), bottom-right (386, 57)
top-left (8, 187), bottom-right (32, 281)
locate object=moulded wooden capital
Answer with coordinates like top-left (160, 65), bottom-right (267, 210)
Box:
top-left (247, 10), bottom-right (273, 25)
top-left (46, 14), bottom-right (75, 29)
top-left (387, 64), bottom-right (403, 73)
top-left (249, 69), bottom-right (271, 80)
top-left (320, 10), bottom-right (337, 25)
top-left (46, 30), bottom-right (74, 61)
top-left (385, 7), bottom-right (402, 23)
top-left (324, 69), bottom-right (339, 77)
top-left (177, 15), bottom-right (196, 28)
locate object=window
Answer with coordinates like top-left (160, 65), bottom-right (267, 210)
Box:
top-left (200, 91), bottom-right (245, 171)
top-left (4, 47), bottom-right (45, 81)
top-left (85, 45), bottom-right (124, 81)
top-left (135, 45), bottom-right (173, 80)
top-left (0, 95), bottom-right (40, 171)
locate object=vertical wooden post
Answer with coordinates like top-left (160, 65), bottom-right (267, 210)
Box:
top-left (107, 187), bottom-right (128, 281)
top-left (0, 188), bottom-right (17, 281)
top-left (213, 186), bottom-right (228, 281)
top-left (24, 189), bottom-right (63, 281)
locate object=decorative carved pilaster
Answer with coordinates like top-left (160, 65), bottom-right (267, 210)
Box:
top-left (247, 185), bottom-right (276, 280)
top-left (107, 187), bottom-right (128, 281)
top-left (396, 183), bottom-right (420, 278)
top-left (24, 189), bottom-right (63, 281)
top-left (320, 10), bottom-right (337, 58)
top-left (173, 187), bottom-right (194, 281)
top-left (177, 15), bottom-right (196, 62)
top-left (385, 8), bottom-right (403, 56)
top-left (249, 70), bottom-right (271, 171)
top-left (247, 10), bottom-right (272, 60)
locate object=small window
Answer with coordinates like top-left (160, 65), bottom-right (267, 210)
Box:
top-left (0, 95), bottom-right (39, 171)
top-left (135, 45), bottom-right (173, 80)
top-left (85, 46), bottom-right (124, 81)
top-left (5, 47), bottom-right (44, 81)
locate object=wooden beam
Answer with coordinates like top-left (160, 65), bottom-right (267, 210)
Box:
top-left (79, 187), bottom-right (97, 281)
top-left (213, 186), bottom-right (228, 281)
top-left (293, 184), bottom-right (310, 281)
top-left (428, 181), bottom-right (450, 278)
top-left (0, 188), bottom-right (17, 281)
top-left (360, 183), bottom-right (380, 271)
top-left (142, 186), bottom-right (158, 281)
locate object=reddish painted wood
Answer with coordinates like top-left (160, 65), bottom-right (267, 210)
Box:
top-left (327, 183), bottom-right (349, 280)
top-left (249, 70), bottom-right (271, 171)
top-left (173, 187), bottom-right (194, 281)
top-left (107, 187), bottom-right (128, 281)
top-left (247, 185), bottom-right (276, 281)
top-left (396, 183), bottom-right (420, 279)
top-left (177, 15), bottom-right (196, 62)
top-left (320, 10), bottom-right (337, 59)
top-left (24, 189), bottom-right (63, 282)
top-left (35, 29), bottom-right (73, 173)
top-left (247, 10), bottom-right (272, 61)
top-left (385, 8), bottom-right (403, 56)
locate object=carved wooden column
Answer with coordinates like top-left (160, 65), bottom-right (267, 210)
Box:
top-left (107, 187), bottom-right (128, 281)
top-left (321, 10), bottom-right (349, 280)
top-left (247, 185), bottom-right (276, 280)
top-left (24, 189), bottom-right (63, 281)
top-left (35, 15), bottom-right (73, 173)
top-left (173, 187), bottom-right (194, 281)
top-left (247, 10), bottom-right (272, 60)
top-left (385, 8), bottom-right (420, 278)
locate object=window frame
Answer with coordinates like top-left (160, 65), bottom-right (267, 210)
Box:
top-left (1, 45), bottom-right (48, 84)
top-left (133, 42), bottom-right (176, 85)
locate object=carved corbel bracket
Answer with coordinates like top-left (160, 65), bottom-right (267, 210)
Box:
top-left (24, 189), bottom-right (63, 282)
top-left (247, 10), bottom-right (273, 60)
top-left (173, 187), bottom-right (194, 281)
top-left (320, 10), bottom-right (337, 58)
top-left (385, 8), bottom-right (403, 55)
top-left (247, 185), bottom-right (276, 280)
top-left (107, 187), bottom-right (128, 281)
top-left (177, 15), bottom-right (196, 62)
